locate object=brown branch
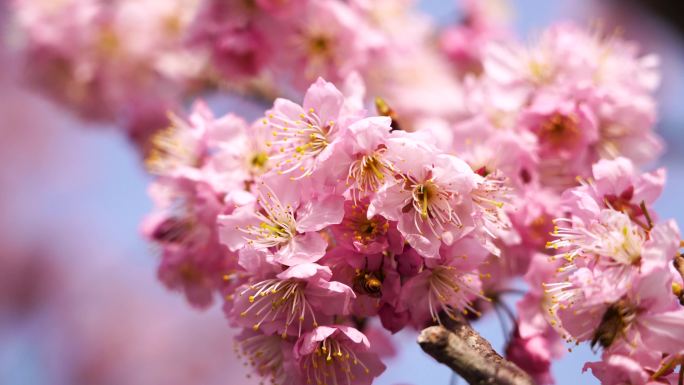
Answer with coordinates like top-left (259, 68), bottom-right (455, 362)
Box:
top-left (417, 316), bottom-right (535, 385)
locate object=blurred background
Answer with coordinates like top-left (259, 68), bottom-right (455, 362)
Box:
top-left (1, 1), bottom-right (683, 384)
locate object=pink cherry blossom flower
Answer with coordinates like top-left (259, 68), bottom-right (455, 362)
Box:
top-left (272, 1), bottom-right (382, 86)
top-left (294, 325), bottom-right (385, 385)
top-left (483, 22), bottom-right (657, 96)
top-left (156, 247), bottom-right (228, 308)
top-left (508, 187), bottom-right (562, 255)
top-left (344, 116), bottom-right (395, 201)
top-left (231, 263), bottom-right (355, 337)
top-left (480, 21), bottom-right (663, 177)
top-left (517, 254), bottom-right (564, 338)
top-left (504, 253), bottom-right (565, 384)
top-left (450, 114), bottom-right (539, 189)
top-left (206, 115), bottom-right (275, 192)
top-left (518, 90), bottom-right (599, 187)
top-left (144, 102), bottom-right (212, 178)
top-left (13, 0), bottom-right (206, 144)
top-left (552, 267), bottom-right (684, 354)
top-left (547, 207), bottom-right (679, 287)
top-left (263, 77), bottom-right (353, 180)
top-left (563, 156), bottom-right (665, 225)
top-left (399, 240), bottom-right (490, 325)
top-left (549, 209), bottom-right (646, 267)
top-left (234, 329), bottom-right (301, 385)
top-left (218, 180), bottom-right (344, 266)
top-left (144, 100), bottom-right (273, 195)
top-left (369, 137), bottom-right (478, 258)
top-left (590, 88), bottom-right (662, 165)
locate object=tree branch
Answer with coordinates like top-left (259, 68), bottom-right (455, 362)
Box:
top-left (417, 316), bottom-right (535, 385)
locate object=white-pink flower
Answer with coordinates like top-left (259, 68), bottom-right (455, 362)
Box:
top-left (231, 263), bottom-right (355, 337)
top-left (553, 267), bottom-right (684, 354)
top-left (218, 180), bottom-right (344, 266)
top-left (369, 136), bottom-right (478, 258)
top-left (294, 325), bottom-right (385, 385)
top-left (263, 77), bottom-right (355, 180)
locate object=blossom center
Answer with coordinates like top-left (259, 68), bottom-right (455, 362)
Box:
top-left (241, 190), bottom-right (297, 249)
top-left (96, 27), bottom-right (120, 57)
top-left (528, 59), bottom-right (553, 83)
top-left (338, 203), bottom-right (389, 249)
top-left (348, 150), bottom-right (391, 198)
top-left (308, 35), bottom-right (332, 57)
top-left (404, 177), bottom-right (462, 234)
top-left (350, 214), bottom-right (386, 243)
top-left (411, 181), bottom-right (440, 220)
top-left (538, 113), bottom-right (580, 149)
top-left (250, 151), bottom-right (269, 171)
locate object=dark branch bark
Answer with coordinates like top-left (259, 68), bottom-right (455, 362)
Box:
top-left (417, 316), bottom-right (535, 385)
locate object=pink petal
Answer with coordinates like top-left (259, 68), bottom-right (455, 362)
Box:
top-left (217, 207), bottom-right (256, 251)
top-left (274, 232), bottom-right (328, 266)
top-left (302, 77), bottom-right (344, 123)
top-left (276, 263), bottom-right (332, 281)
top-left (296, 194), bottom-right (345, 232)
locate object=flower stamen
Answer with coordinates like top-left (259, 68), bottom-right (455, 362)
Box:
top-left (265, 108), bottom-right (332, 179)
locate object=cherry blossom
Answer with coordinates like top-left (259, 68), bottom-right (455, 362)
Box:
top-left (7, 2), bottom-right (684, 384)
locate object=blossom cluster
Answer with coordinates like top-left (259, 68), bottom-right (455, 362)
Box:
top-left (189, 0), bottom-right (464, 122)
top-left (11, 0), bottom-right (207, 146)
top-left (8, 0), bottom-right (684, 384)
top-left (448, 21), bottom-right (682, 385)
top-left (452, 22), bottom-right (662, 190)
top-left (141, 15), bottom-right (684, 383)
top-left (545, 158), bottom-right (684, 385)
top-left (10, 0), bottom-right (462, 146)
top-left (142, 77), bottom-right (510, 384)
